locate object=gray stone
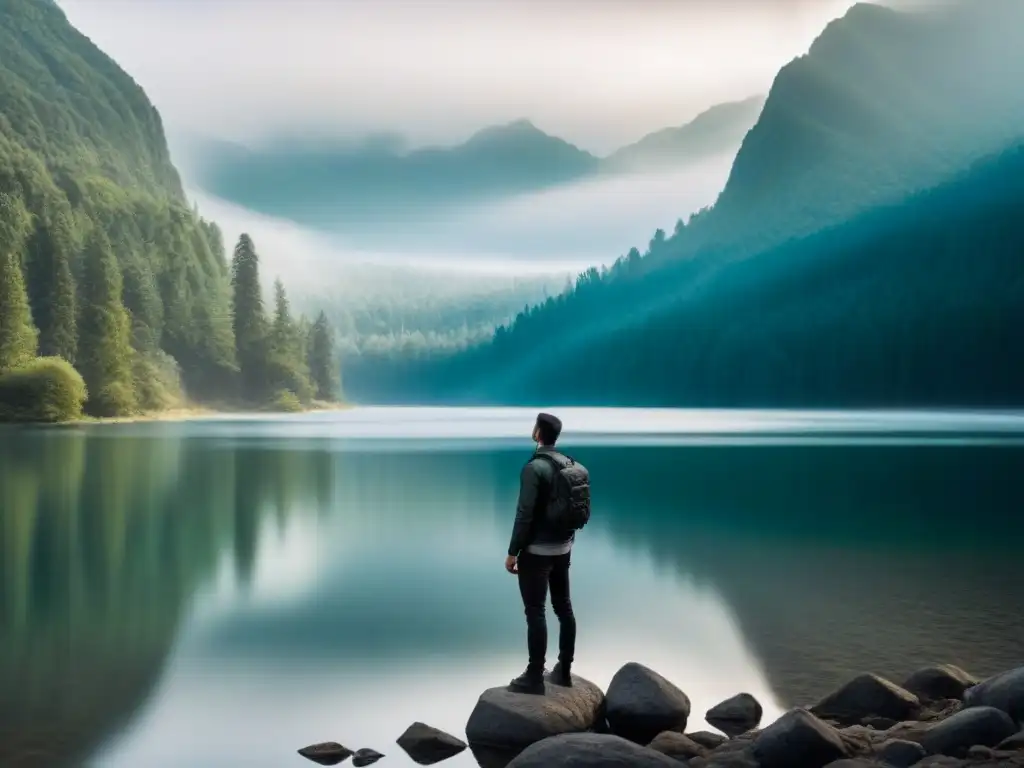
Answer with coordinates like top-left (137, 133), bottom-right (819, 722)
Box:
top-left (919, 706), bottom-right (1017, 758)
top-left (706, 693), bottom-right (764, 737)
top-left (822, 761), bottom-right (878, 768)
top-left (997, 730), bottom-right (1024, 750)
top-left (505, 733), bottom-right (682, 768)
top-left (812, 674), bottom-right (921, 726)
top-left (465, 674), bottom-right (605, 755)
top-left (351, 748), bottom-right (384, 767)
top-left (963, 666), bottom-right (1024, 724)
top-left (605, 662), bottom-right (691, 744)
top-left (902, 666), bottom-right (980, 703)
top-left (298, 742), bottom-right (354, 766)
top-left (396, 722), bottom-right (467, 765)
top-left (878, 738), bottom-right (927, 767)
top-left (754, 708), bottom-right (849, 768)
top-left (648, 730), bottom-right (709, 760)
top-left (688, 731), bottom-right (728, 750)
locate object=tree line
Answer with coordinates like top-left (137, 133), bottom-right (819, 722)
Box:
top-left (0, 211), bottom-right (340, 421)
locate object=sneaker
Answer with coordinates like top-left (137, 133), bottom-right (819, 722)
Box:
top-left (508, 666), bottom-right (546, 695)
top-left (548, 661), bottom-right (572, 687)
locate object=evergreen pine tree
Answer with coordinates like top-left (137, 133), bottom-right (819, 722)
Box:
top-left (230, 234), bottom-right (268, 401)
top-left (0, 193), bottom-right (39, 372)
top-left (28, 210), bottom-right (78, 362)
top-left (77, 229), bottom-right (137, 416)
top-left (309, 311), bottom-right (340, 401)
top-left (267, 277), bottom-right (312, 401)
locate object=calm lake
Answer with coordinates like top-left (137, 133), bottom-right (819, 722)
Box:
top-left (2, 407), bottom-right (1024, 768)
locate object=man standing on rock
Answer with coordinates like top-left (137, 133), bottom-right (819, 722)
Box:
top-left (504, 412), bottom-right (591, 694)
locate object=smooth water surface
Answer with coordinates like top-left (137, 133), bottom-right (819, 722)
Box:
top-left (2, 408), bottom-right (1024, 768)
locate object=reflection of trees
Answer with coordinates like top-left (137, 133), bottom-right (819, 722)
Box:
top-left (0, 432), bottom-right (334, 767)
top-left (577, 443), bottom-right (1024, 707)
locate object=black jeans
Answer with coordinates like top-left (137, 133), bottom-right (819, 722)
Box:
top-left (517, 551), bottom-right (576, 670)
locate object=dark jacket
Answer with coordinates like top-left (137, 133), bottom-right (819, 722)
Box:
top-left (507, 448), bottom-right (574, 556)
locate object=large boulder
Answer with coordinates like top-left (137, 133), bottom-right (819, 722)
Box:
top-left (811, 674), bottom-right (920, 725)
top-left (919, 706), bottom-right (1017, 757)
top-left (706, 693), bottom-right (764, 736)
top-left (605, 662), bottom-right (691, 744)
top-left (647, 731), bottom-right (709, 760)
top-left (753, 708), bottom-right (849, 768)
top-left (963, 666), bottom-right (1024, 724)
top-left (396, 722), bottom-right (467, 765)
top-left (902, 665), bottom-right (980, 703)
top-left (505, 733), bottom-right (681, 768)
top-left (465, 674), bottom-right (605, 757)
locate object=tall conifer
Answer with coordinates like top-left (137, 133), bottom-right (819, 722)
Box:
top-left (77, 229), bottom-right (136, 416)
top-left (308, 311), bottom-right (339, 401)
top-left (0, 193), bottom-right (38, 372)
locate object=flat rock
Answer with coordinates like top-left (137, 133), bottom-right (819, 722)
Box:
top-left (997, 730), bottom-right (1024, 750)
top-left (465, 674), bottom-right (605, 755)
top-left (812, 674), bottom-right (921, 726)
top-left (648, 730), bottom-right (709, 760)
top-left (963, 666), bottom-right (1024, 724)
top-left (688, 731), bottom-right (728, 750)
top-left (396, 722), bottom-right (467, 765)
top-left (878, 738), bottom-right (927, 767)
top-left (920, 706), bottom-right (1017, 758)
top-left (822, 761), bottom-right (878, 768)
top-left (754, 708), bottom-right (849, 768)
top-left (706, 693), bottom-right (763, 737)
top-left (903, 666), bottom-right (980, 703)
top-left (298, 742), bottom-right (355, 766)
top-left (505, 733), bottom-right (682, 768)
top-left (606, 662), bottom-right (691, 744)
top-left (352, 748), bottom-right (385, 767)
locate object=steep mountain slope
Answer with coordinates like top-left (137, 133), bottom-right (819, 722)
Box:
top-left (347, 141), bottom-right (1024, 407)
top-left (343, 0), bottom-right (1024, 406)
top-left (0, 0), bottom-right (182, 197)
top-left (708, 0), bottom-right (1024, 251)
top-left (603, 96), bottom-right (765, 172)
top-left (0, 0), bottom-right (331, 415)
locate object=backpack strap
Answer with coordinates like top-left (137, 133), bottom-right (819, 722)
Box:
top-left (534, 450), bottom-right (573, 470)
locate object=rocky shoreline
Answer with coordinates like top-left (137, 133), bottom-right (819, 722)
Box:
top-left (299, 662), bottom-right (1024, 767)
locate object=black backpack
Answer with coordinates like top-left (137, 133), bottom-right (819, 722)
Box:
top-left (535, 451), bottom-right (591, 531)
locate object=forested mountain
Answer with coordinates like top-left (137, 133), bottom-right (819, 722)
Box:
top-left (349, 141), bottom-right (1024, 407)
top-left (186, 99), bottom-right (763, 232)
top-left (0, 0), bottom-right (338, 420)
top-left (604, 96), bottom-right (765, 172)
top-left (343, 0), bottom-right (1024, 407)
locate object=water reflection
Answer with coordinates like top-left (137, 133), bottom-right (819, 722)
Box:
top-left (0, 422), bottom-right (1022, 768)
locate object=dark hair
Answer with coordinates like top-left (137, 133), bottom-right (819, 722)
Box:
top-left (535, 412), bottom-right (562, 446)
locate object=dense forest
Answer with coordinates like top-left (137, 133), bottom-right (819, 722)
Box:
top-left (343, 0), bottom-right (1024, 407)
top-left (0, 0), bottom-right (339, 421)
top-left (346, 141), bottom-right (1024, 407)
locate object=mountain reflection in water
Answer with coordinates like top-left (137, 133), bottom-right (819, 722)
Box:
top-left (0, 409), bottom-right (1022, 768)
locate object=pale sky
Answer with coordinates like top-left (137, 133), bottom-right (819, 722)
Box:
top-left (55, 0), bottom-right (870, 154)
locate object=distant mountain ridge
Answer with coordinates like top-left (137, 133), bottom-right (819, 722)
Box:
top-left (604, 96), bottom-right (765, 171)
top-left (343, 0), bottom-right (1024, 406)
top-left (187, 99), bottom-right (765, 230)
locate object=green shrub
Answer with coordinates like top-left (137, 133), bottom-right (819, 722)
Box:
top-left (266, 389), bottom-right (303, 413)
top-left (133, 350), bottom-right (184, 411)
top-left (89, 380), bottom-right (137, 418)
top-left (0, 357), bottom-right (88, 423)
